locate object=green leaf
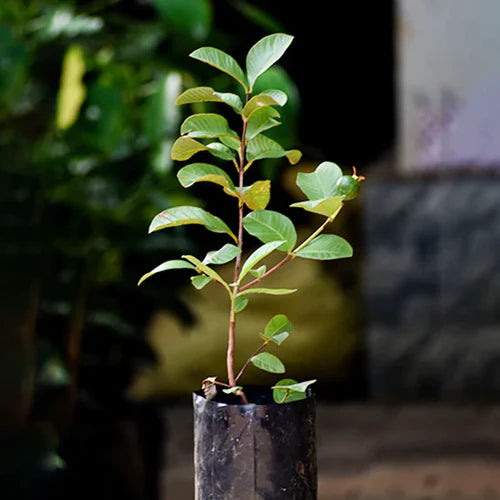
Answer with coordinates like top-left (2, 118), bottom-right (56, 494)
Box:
top-left (249, 265), bottom-right (266, 278)
top-left (177, 163), bottom-right (237, 196)
top-left (246, 134), bottom-right (301, 164)
top-left (266, 332), bottom-right (289, 345)
top-left (263, 314), bottom-right (294, 340)
top-left (175, 86), bottom-right (220, 105)
top-left (175, 87), bottom-right (243, 112)
top-left (252, 67), bottom-right (300, 150)
top-left (56, 45), bottom-right (86, 130)
top-left (171, 137), bottom-right (208, 161)
top-left (0, 25), bottom-right (28, 108)
top-left (175, 87), bottom-right (242, 113)
top-left (242, 89), bottom-right (287, 117)
top-left (250, 352), bottom-right (285, 373)
top-left (144, 72), bottom-right (182, 148)
top-left (284, 149), bottom-right (302, 165)
top-left (203, 243), bottom-right (240, 265)
top-left (243, 210), bottom-right (297, 251)
top-left (82, 85), bottom-right (125, 155)
top-left (223, 386), bottom-right (243, 395)
top-left (272, 379), bottom-right (316, 403)
top-left (220, 135), bottom-right (241, 151)
top-left (260, 314), bottom-right (292, 346)
top-left (182, 255), bottom-right (230, 291)
top-left (290, 196), bottom-right (343, 218)
top-left (180, 113), bottom-right (238, 139)
top-left (190, 47), bottom-right (249, 92)
top-left (206, 142), bottom-right (236, 161)
top-left (239, 240), bottom-right (284, 282)
top-left (213, 92), bottom-right (243, 113)
top-left (234, 296), bottom-right (249, 313)
top-left (246, 33), bottom-right (294, 90)
top-left (233, 1), bottom-right (284, 32)
top-left (238, 288), bottom-right (297, 296)
top-left (272, 379), bottom-right (317, 393)
top-left (149, 206), bottom-right (237, 242)
top-left (138, 259), bottom-right (195, 286)
top-left (296, 161), bottom-right (343, 200)
top-left (242, 180), bottom-right (271, 210)
top-left (245, 107), bottom-right (281, 141)
top-left (273, 379), bottom-right (303, 403)
top-left (152, 0), bottom-right (212, 40)
top-left (294, 234), bottom-right (353, 260)
top-left (191, 275), bottom-right (212, 289)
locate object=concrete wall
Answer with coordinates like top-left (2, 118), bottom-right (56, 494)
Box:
top-left (397, 0), bottom-right (500, 171)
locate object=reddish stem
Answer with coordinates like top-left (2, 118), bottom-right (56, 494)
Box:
top-left (235, 340), bottom-right (269, 382)
top-left (226, 314), bottom-right (237, 386)
top-left (226, 96), bottom-right (250, 404)
top-left (239, 253), bottom-right (293, 292)
top-left (239, 214), bottom-right (337, 292)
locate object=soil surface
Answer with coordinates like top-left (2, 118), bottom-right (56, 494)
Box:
top-left (161, 402), bottom-right (500, 499)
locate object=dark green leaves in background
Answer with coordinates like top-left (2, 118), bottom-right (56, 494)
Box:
top-left (0, 0), bottom-right (304, 413)
top-left (151, 0), bottom-right (212, 40)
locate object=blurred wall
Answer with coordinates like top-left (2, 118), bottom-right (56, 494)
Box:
top-left (364, 0), bottom-right (500, 400)
top-left (397, 0), bottom-right (500, 170)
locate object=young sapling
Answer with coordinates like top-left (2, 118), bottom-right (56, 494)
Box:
top-left (138, 33), bottom-right (364, 405)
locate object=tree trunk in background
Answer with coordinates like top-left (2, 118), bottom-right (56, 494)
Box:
top-left (0, 185), bottom-right (42, 430)
top-left (0, 279), bottom-right (39, 429)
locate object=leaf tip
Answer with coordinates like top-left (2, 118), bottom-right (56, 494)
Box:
top-left (147, 223), bottom-right (156, 234)
top-left (188, 47), bottom-right (204, 59)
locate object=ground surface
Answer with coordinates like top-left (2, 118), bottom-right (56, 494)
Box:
top-left (161, 402), bottom-right (500, 499)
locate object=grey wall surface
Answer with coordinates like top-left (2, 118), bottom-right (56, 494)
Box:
top-left (363, 177), bottom-right (500, 399)
top-left (397, 0), bottom-right (500, 171)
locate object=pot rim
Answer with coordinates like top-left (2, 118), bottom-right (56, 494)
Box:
top-left (193, 384), bottom-right (314, 409)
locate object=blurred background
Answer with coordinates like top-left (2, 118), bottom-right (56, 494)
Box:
top-left (2, 0), bottom-right (500, 498)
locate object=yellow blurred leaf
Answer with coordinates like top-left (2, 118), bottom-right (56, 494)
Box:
top-left (56, 45), bottom-right (86, 130)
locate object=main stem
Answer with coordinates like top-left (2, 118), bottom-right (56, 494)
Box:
top-left (226, 97), bottom-right (249, 399)
top-left (225, 99), bottom-right (344, 401)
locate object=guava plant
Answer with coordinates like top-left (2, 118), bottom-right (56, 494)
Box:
top-left (138, 33), bottom-right (364, 405)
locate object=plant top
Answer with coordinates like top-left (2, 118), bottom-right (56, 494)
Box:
top-left (139, 33), bottom-right (364, 404)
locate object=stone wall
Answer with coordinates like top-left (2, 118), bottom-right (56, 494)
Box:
top-left (397, 0), bottom-right (500, 171)
top-left (363, 177), bottom-right (500, 399)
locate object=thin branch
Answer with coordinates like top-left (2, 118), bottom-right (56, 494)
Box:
top-left (292, 212), bottom-right (338, 255)
top-left (239, 253), bottom-right (293, 292)
top-left (213, 380), bottom-right (231, 388)
top-left (239, 205), bottom-right (344, 293)
top-left (243, 160), bottom-right (254, 172)
top-left (235, 340), bottom-right (269, 382)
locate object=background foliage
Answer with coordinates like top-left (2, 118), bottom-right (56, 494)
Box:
top-left (0, 1), bottom-right (302, 497)
top-left (0, 1), bottom-right (394, 497)
top-left (0, 0), bottom-right (300, 400)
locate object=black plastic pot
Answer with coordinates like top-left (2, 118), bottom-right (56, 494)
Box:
top-left (193, 386), bottom-right (316, 499)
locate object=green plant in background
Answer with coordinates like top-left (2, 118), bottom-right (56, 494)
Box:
top-left (139, 33), bottom-right (364, 404)
top-left (0, 0), bottom-right (297, 406)
top-left (0, 3), bottom-right (308, 496)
